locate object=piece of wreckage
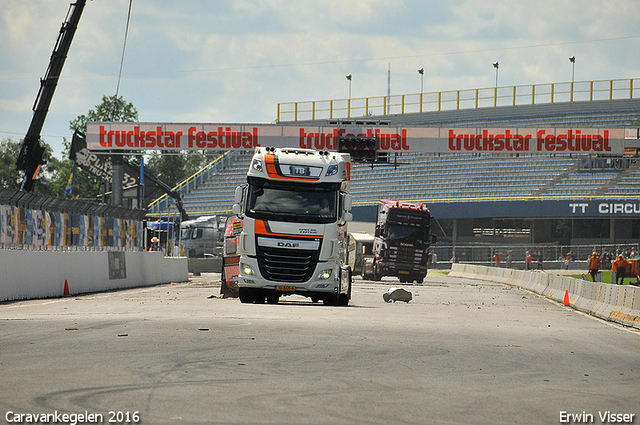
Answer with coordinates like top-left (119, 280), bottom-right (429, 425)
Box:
top-left (382, 288), bottom-right (412, 303)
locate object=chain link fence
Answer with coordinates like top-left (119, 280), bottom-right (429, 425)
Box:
top-left (431, 242), bottom-right (630, 270)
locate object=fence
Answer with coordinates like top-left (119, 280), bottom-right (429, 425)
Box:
top-left (277, 77), bottom-right (640, 122)
top-left (0, 188), bottom-right (146, 251)
top-left (431, 243), bottom-right (630, 269)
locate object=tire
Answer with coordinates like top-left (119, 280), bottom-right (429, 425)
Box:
top-left (239, 287), bottom-right (265, 304)
top-left (372, 264), bottom-right (382, 281)
top-left (239, 287), bottom-right (253, 303)
top-left (266, 292), bottom-right (279, 304)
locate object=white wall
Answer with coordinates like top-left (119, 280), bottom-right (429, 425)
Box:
top-left (0, 250), bottom-right (188, 301)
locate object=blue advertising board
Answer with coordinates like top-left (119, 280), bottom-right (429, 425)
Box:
top-left (352, 198), bottom-right (640, 221)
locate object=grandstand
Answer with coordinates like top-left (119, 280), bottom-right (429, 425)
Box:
top-left (151, 94), bottom-right (640, 251)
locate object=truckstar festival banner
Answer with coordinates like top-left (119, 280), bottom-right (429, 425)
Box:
top-left (86, 122), bottom-right (627, 155)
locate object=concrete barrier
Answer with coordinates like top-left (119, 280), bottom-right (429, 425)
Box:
top-left (0, 249), bottom-right (188, 302)
top-left (449, 263), bottom-right (640, 329)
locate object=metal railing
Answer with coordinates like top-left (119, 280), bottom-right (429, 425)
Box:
top-left (147, 151), bottom-right (238, 216)
top-left (431, 243), bottom-right (628, 270)
top-left (276, 77), bottom-right (640, 122)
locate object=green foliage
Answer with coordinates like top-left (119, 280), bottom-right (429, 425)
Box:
top-left (2, 94), bottom-right (218, 200)
top-left (145, 150), bottom-right (220, 188)
top-left (0, 138), bottom-right (60, 195)
top-left (69, 95), bottom-right (139, 133)
top-left (0, 138), bottom-right (22, 189)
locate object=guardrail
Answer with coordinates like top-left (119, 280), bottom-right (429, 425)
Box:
top-left (277, 77), bottom-right (640, 122)
top-left (449, 263), bottom-right (640, 329)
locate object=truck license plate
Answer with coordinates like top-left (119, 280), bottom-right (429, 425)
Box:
top-left (276, 286), bottom-right (296, 291)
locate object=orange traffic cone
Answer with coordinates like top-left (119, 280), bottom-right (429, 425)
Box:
top-left (63, 280), bottom-right (70, 296)
top-left (563, 289), bottom-right (570, 306)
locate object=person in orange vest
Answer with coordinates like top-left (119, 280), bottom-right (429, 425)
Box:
top-left (493, 251), bottom-right (501, 267)
top-left (587, 251), bottom-right (600, 282)
top-left (612, 255), bottom-right (629, 285)
top-left (525, 251), bottom-right (532, 270)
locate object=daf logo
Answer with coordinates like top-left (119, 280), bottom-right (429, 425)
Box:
top-left (277, 241), bottom-right (300, 248)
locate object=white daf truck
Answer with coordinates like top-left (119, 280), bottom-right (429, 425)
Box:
top-left (232, 147), bottom-right (353, 305)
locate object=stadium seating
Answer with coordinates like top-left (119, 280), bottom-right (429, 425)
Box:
top-left (153, 98), bottom-right (640, 218)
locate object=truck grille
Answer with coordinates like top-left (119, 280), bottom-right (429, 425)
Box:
top-left (256, 247), bottom-right (320, 283)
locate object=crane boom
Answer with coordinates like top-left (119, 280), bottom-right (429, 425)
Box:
top-left (16, 0), bottom-right (86, 191)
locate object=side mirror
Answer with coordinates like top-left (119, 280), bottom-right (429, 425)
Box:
top-left (234, 186), bottom-right (243, 204)
top-left (343, 212), bottom-right (353, 222)
top-left (232, 204), bottom-right (241, 215)
top-left (343, 194), bottom-right (352, 211)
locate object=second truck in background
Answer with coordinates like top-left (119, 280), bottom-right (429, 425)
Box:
top-left (361, 200), bottom-right (436, 283)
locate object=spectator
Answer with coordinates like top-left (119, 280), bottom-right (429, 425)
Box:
top-left (525, 251), bottom-right (531, 270)
top-left (612, 255), bottom-right (629, 285)
top-left (587, 251), bottom-right (600, 282)
top-left (536, 251), bottom-right (543, 270)
top-left (450, 251), bottom-right (459, 263)
top-left (493, 251), bottom-right (501, 267)
top-left (601, 248), bottom-right (610, 270)
top-left (506, 251), bottom-right (512, 268)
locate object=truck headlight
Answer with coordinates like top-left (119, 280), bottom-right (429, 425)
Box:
top-left (241, 263), bottom-right (255, 276)
top-left (252, 159), bottom-right (263, 172)
top-left (317, 269), bottom-right (333, 280)
top-left (325, 165), bottom-right (338, 176)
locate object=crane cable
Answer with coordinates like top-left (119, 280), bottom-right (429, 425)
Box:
top-left (112, 0), bottom-right (133, 120)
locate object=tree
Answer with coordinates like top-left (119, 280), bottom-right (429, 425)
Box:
top-left (0, 138), bottom-right (23, 189)
top-left (69, 95), bottom-right (139, 132)
top-left (145, 150), bottom-right (220, 188)
top-left (0, 137), bottom-right (59, 194)
top-left (56, 95), bottom-right (140, 200)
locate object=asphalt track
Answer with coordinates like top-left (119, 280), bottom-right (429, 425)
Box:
top-left (1, 273), bottom-right (638, 425)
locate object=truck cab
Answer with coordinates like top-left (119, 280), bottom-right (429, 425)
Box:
top-left (233, 147), bottom-right (353, 305)
top-left (362, 200), bottom-right (436, 283)
top-left (179, 215), bottom-right (226, 258)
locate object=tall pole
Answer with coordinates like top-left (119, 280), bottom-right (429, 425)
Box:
top-left (418, 68), bottom-right (424, 113)
top-left (387, 63), bottom-right (391, 115)
top-left (569, 56), bottom-right (576, 83)
top-left (346, 74), bottom-right (352, 99)
top-left (569, 56), bottom-right (576, 102)
top-left (493, 61), bottom-right (499, 107)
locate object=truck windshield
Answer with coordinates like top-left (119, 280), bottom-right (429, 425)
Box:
top-left (386, 224), bottom-right (429, 246)
top-left (180, 228), bottom-right (191, 240)
top-left (246, 178), bottom-right (338, 224)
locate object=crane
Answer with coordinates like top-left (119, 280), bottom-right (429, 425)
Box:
top-left (16, 0), bottom-right (87, 191)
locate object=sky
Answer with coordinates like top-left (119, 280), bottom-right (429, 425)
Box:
top-left (1, 0), bottom-right (639, 159)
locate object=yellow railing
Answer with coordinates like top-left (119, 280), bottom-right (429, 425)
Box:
top-left (276, 77), bottom-right (639, 122)
top-left (147, 151), bottom-right (237, 216)
top-left (353, 193), bottom-right (640, 208)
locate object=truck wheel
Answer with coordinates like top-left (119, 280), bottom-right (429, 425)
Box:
top-left (373, 265), bottom-right (382, 281)
top-left (239, 288), bottom-right (265, 304)
top-left (239, 287), bottom-right (253, 303)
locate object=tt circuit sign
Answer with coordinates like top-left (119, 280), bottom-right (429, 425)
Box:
top-left (570, 202), bottom-right (640, 216)
top-left (86, 122), bottom-right (626, 155)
